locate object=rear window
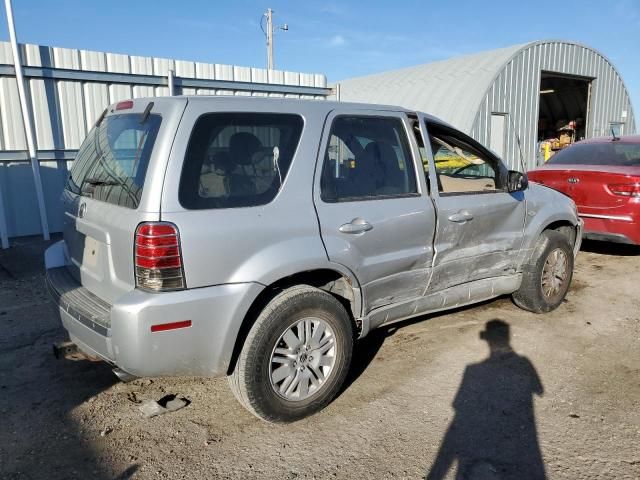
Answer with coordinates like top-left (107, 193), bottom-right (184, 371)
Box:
top-left (179, 113), bottom-right (304, 209)
top-left (66, 113), bottom-right (162, 209)
top-left (548, 142), bottom-right (640, 166)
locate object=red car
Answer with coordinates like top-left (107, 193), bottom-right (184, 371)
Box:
top-left (528, 135), bottom-right (640, 245)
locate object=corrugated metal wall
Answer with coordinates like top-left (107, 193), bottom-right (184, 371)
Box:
top-left (0, 42), bottom-right (329, 240)
top-left (471, 41), bottom-right (636, 170)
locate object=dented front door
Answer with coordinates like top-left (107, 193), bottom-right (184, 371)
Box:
top-left (419, 117), bottom-right (527, 292)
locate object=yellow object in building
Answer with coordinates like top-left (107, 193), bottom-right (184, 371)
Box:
top-left (542, 142), bottom-right (551, 162)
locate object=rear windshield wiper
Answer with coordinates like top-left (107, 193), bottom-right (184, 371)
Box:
top-left (82, 177), bottom-right (121, 187)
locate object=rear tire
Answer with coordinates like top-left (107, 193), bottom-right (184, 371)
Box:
top-left (512, 230), bottom-right (574, 313)
top-left (228, 285), bottom-right (353, 423)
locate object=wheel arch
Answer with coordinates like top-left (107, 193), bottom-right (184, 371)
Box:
top-left (522, 182), bottom-right (582, 256)
top-left (542, 219), bottom-right (578, 246)
top-left (518, 212), bottom-right (581, 270)
top-left (226, 267), bottom-right (362, 375)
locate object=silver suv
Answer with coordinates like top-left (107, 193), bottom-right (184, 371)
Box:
top-left (46, 96), bottom-right (582, 422)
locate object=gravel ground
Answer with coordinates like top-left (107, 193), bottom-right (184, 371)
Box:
top-left (0, 237), bottom-right (639, 479)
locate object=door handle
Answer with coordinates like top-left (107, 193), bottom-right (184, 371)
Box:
top-left (339, 218), bottom-right (373, 234)
top-left (448, 211), bottom-right (474, 223)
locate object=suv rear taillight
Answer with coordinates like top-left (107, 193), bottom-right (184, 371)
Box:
top-left (135, 222), bottom-right (185, 291)
top-left (607, 183), bottom-right (640, 197)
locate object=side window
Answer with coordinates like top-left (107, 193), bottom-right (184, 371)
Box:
top-left (179, 113), bottom-right (303, 209)
top-left (321, 116), bottom-right (417, 202)
top-left (428, 128), bottom-right (501, 194)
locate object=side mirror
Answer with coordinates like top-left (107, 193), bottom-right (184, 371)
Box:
top-left (507, 170), bottom-right (528, 192)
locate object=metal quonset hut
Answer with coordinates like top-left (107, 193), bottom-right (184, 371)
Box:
top-left (337, 40), bottom-right (636, 171)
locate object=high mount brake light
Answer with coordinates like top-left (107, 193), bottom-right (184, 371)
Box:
top-left (116, 100), bottom-right (134, 111)
top-left (135, 222), bottom-right (185, 291)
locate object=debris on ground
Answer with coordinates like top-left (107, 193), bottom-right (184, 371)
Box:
top-left (100, 426), bottom-right (112, 437)
top-left (126, 392), bottom-right (141, 404)
top-left (138, 394), bottom-right (190, 418)
top-left (2, 239), bottom-right (639, 479)
top-left (132, 379), bottom-right (154, 387)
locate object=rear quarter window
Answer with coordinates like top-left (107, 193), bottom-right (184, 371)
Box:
top-left (179, 113), bottom-right (304, 209)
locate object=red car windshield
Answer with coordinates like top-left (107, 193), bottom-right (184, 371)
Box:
top-left (548, 142), bottom-right (640, 167)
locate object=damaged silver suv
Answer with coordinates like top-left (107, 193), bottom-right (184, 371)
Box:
top-left (46, 96), bottom-right (582, 422)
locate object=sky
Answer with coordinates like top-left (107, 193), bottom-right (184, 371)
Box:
top-left (0, 0), bottom-right (638, 115)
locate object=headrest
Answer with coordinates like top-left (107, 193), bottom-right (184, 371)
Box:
top-left (229, 132), bottom-right (262, 165)
top-left (364, 141), bottom-right (398, 166)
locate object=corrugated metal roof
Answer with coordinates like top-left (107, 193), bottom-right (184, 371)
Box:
top-left (338, 43), bottom-right (527, 131)
top-left (338, 40), bottom-right (636, 171)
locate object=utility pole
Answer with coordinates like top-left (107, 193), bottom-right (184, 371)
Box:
top-left (4, 0), bottom-right (49, 241)
top-left (266, 8), bottom-right (274, 70)
top-left (262, 8), bottom-right (288, 71)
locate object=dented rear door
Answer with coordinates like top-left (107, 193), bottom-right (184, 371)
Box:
top-left (314, 109), bottom-right (436, 314)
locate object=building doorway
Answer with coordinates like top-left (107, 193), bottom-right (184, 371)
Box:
top-left (537, 72), bottom-right (592, 162)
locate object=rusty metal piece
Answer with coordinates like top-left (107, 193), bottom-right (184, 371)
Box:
top-left (52, 341), bottom-right (100, 362)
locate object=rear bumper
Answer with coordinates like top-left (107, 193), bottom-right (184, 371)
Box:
top-left (45, 243), bottom-right (263, 377)
top-left (580, 214), bottom-right (640, 245)
top-left (108, 283), bottom-right (262, 377)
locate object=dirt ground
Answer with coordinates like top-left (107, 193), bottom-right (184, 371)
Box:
top-left (1, 236), bottom-right (639, 480)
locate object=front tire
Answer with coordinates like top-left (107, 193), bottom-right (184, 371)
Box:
top-left (513, 230), bottom-right (574, 313)
top-left (228, 285), bottom-right (353, 423)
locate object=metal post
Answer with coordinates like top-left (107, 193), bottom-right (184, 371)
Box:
top-left (0, 180), bottom-right (9, 249)
top-left (4, 0), bottom-right (49, 241)
top-left (266, 8), bottom-right (274, 70)
top-left (167, 69), bottom-right (175, 96)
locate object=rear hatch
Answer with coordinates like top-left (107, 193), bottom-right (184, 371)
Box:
top-left (61, 98), bottom-right (187, 304)
top-left (528, 140), bottom-right (640, 216)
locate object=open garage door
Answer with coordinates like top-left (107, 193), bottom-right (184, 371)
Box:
top-left (537, 72), bottom-right (592, 162)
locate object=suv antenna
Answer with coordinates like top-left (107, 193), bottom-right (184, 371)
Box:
top-left (611, 127), bottom-right (620, 142)
top-left (506, 114), bottom-right (527, 172)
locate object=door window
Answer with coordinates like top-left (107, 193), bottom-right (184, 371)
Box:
top-left (428, 126), bottom-right (502, 194)
top-left (321, 116), bottom-right (417, 202)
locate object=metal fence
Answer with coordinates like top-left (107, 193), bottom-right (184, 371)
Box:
top-left (0, 41), bottom-right (330, 246)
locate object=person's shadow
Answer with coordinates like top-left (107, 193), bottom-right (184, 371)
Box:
top-left (426, 319), bottom-right (546, 480)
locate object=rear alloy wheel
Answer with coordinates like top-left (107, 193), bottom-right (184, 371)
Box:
top-left (229, 285), bottom-right (353, 423)
top-left (269, 317), bottom-right (337, 401)
top-left (513, 230), bottom-right (574, 313)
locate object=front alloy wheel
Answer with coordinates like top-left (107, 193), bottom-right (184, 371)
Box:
top-left (540, 248), bottom-right (569, 302)
top-left (512, 229), bottom-right (574, 313)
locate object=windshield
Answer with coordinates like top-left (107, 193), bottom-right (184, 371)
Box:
top-left (66, 113), bottom-right (162, 209)
top-left (547, 142), bottom-right (640, 167)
